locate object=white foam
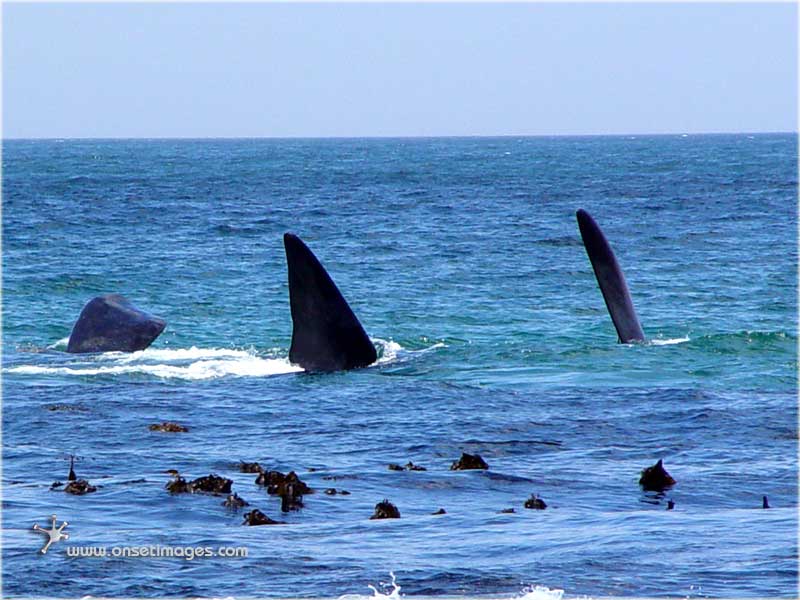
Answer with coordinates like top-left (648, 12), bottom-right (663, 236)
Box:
top-left (373, 339), bottom-right (404, 365)
top-left (48, 337), bottom-right (70, 350)
top-left (6, 358), bottom-right (301, 380)
top-left (5, 346), bottom-right (302, 381)
top-left (517, 585), bottom-right (565, 600)
top-left (340, 573), bottom-right (566, 600)
top-left (10, 339), bottom-right (445, 381)
top-left (367, 572), bottom-right (402, 600)
top-left (339, 572), bottom-right (402, 600)
top-left (371, 339), bottom-right (445, 366)
top-left (420, 342), bottom-right (446, 352)
top-left (114, 346), bottom-right (255, 363)
top-left (650, 336), bottom-right (690, 346)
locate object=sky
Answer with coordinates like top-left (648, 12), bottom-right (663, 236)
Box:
top-left (2, 2), bottom-right (797, 138)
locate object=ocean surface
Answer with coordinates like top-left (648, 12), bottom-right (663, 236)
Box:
top-left (1, 134), bottom-right (797, 599)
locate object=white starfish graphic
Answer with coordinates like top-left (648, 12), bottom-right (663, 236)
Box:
top-left (32, 514), bottom-right (69, 554)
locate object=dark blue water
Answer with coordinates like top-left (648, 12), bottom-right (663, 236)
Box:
top-left (2, 134), bottom-right (797, 599)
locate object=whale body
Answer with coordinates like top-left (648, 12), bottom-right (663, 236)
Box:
top-left (283, 233), bottom-right (377, 372)
top-left (67, 294), bottom-right (166, 353)
top-left (576, 209), bottom-right (645, 343)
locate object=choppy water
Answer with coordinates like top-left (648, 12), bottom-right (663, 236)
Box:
top-left (2, 134), bottom-right (797, 598)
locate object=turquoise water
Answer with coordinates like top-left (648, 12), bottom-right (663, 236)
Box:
top-left (2, 134), bottom-right (797, 598)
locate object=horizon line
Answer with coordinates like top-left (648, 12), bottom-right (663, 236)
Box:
top-left (3, 130), bottom-right (797, 142)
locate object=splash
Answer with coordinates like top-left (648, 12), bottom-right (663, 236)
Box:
top-left (5, 346), bottom-right (302, 381)
top-left (517, 584), bottom-right (565, 600)
top-left (649, 336), bottom-right (690, 346)
top-left (367, 572), bottom-right (402, 600)
top-left (338, 572), bottom-right (402, 600)
top-left (372, 338), bottom-right (446, 366)
top-left (8, 340), bottom-right (445, 381)
top-left (373, 339), bottom-right (404, 365)
top-left (340, 573), bottom-right (567, 600)
top-left (48, 337), bottom-right (70, 350)
top-left (113, 346), bottom-right (253, 363)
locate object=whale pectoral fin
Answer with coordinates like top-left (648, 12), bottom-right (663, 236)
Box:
top-left (67, 294), bottom-right (166, 353)
top-left (283, 233), bottom-right (377, 373)
top-left (576, 209), bottom-right (645, 343)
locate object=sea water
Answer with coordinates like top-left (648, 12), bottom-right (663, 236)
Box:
top-left (1, 134), bottom-right (797, 598)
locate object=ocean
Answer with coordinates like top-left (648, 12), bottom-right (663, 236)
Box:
top-left (1, 134), bottom-right (797, 598)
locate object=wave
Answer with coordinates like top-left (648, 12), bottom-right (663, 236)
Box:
top-left (649, 336), bottom-right (690, 346)
top-left (113, 347), bottom-right (254, 363)
top-left (66, 175), bottom-right (94, 183)
top-left (687, 330), bottom-right (795, 354)
top-left (631, 331), bottom-right (793, 350)
top-left (516, 586), bottom-right (565, 600)
top-left (5, 357), bottom-right (301, 380)
top-left (367, 572), bottom-right (402, 600)
top-left (7, 339), bottom-right (444, 381)
top-left (48, 337), bottom-right (70, 350)
top-left (5, 346), bottom-right (302, 381)
top-left (339, 573), bottom-right (565, 600)
top-left (374, 339), bottom-right (445, 364)
top-left (374, 339), bottom-right (404, 365)
top-left (699, 330), bottom-right (793, 342)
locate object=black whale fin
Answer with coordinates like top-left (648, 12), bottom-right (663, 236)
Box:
top-left (284, 233), bottom-right (377, 372)
top-left (576, 209), bottom-right (645, 343)
top-left (67, 294), bottom-right (166, 353)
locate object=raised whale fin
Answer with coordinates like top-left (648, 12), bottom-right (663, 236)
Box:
top-left (283, 233), bottom-right (377, 372)
top-left (67, 294), bottom-right (166, 353)
top-left (576, 209), bottom-right (645, 343)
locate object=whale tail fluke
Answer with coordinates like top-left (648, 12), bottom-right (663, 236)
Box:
top-left (576, 209), bottom-right (645, 343)
top-left (283, 233), bottom-right (377, 372)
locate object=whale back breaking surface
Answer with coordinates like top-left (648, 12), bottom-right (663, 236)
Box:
top-left (576, 209), bottom-right (645, 343)
top-left (284, 233), bottom-right (377, 372)
top-left (67, 294), bottom-right (167, 353)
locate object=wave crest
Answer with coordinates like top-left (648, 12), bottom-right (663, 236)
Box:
top-left (373, 338), bottom-right (445, 366)
top-left (339, 573), bottom-right (565, 600)
top-left (6, 346), bottom-right (302, 381)
top-left (8, 339), bottom-right (444, 381)
top-left (649, 336), bottom-right (690, 346)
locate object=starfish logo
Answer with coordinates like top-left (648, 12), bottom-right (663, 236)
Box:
top-left (32, 514), bottom-right (69, 554)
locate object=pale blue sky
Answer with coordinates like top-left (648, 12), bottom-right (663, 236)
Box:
top-left (2, 2), bottom-right (797, 138)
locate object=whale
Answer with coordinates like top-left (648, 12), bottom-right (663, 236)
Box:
top-left (576, 209), bottom-right (645, 343)
top-left (67, 294), bottom-right (166, 353)
top-left (283, 233), bottom-right (377, 372)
